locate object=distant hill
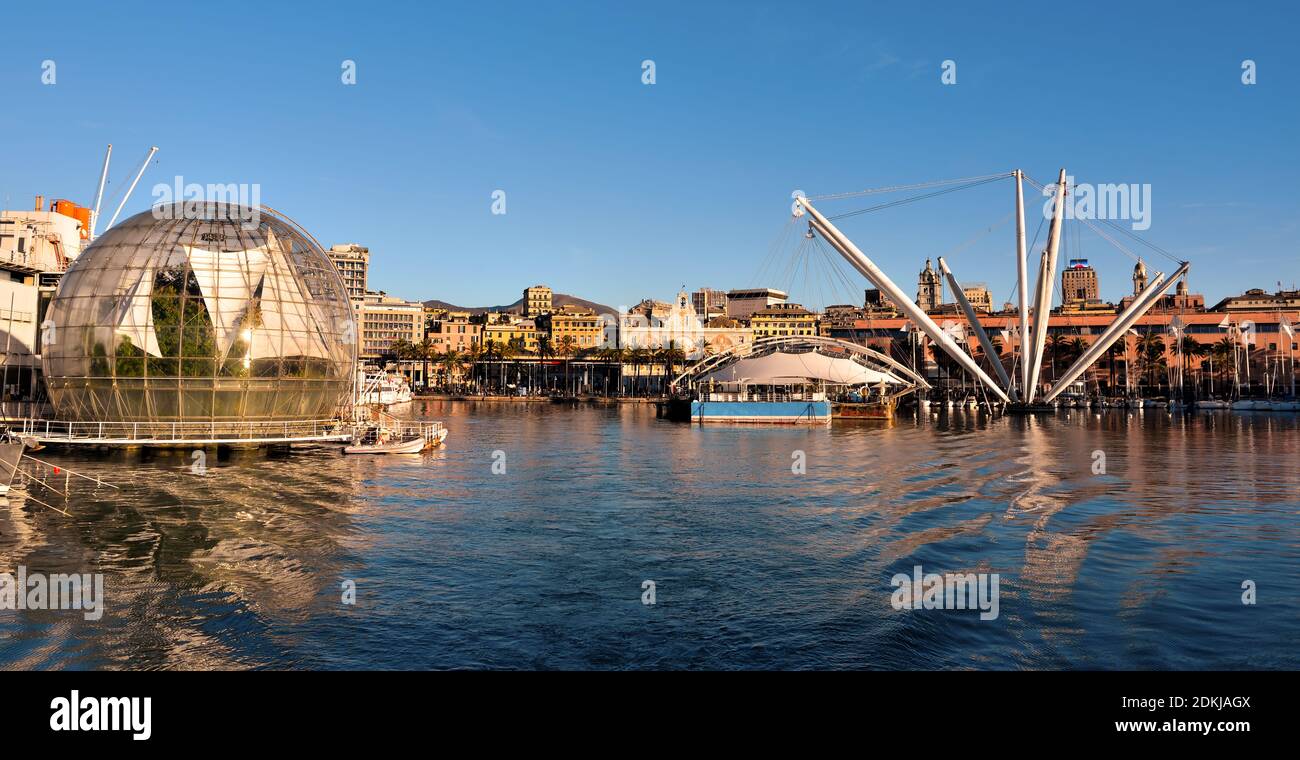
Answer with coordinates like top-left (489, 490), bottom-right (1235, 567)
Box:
top-left (422, 292), bottom-right (617, 316)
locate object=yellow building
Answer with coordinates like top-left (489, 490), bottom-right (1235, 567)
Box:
top-left (523, 284), bottom-right (553, 317)
top-left (482, 319), bottom-right (539, 354)
top-left (749, 303), bottom-right (819, 338)
top-left (539, 305), bottom-right (604, 354)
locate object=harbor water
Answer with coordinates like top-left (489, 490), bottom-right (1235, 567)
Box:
top-left (1, 400), bottom-right (1297, 669)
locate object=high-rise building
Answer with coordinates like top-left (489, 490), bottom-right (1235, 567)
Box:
top-left (726, 288), bottom-right (788, 320)
top-left (961, 284), bottom-right (993, 312)
top-left (917, 259), bottom-right (943, 312)
top-left (691, 288), bottom-right (728, 319)
top-left (327, 243), bottom-right (370, 301)
top-left (1062, 259), bottom-right (1099, 304)
top-left (358, 292), bottom-right (425, 360)
top-left (523, 284), bottom-right (553, 317)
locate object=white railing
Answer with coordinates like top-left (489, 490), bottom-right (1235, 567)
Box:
top-left (13, 417), bottom-right (353, 443)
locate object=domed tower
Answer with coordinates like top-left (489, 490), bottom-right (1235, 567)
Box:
top-left (1132, 259), bottom-right (1148, 295)
top-left (917, 258), bottom-right (943, 312)
top-left (42, 204), bottom-right (356, 423)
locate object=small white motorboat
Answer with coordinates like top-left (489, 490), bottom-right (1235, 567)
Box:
top-left (344, 422), bottom-right (446, 455)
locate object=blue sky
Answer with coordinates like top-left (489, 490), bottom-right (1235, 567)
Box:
top-left (2, 1), bottom-right (1297, 310)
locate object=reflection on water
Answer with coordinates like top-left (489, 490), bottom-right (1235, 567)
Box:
top-left (1, 401), bottom-right (1297, 669)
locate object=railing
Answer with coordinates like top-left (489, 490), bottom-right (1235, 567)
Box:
top-left (698, 390), bottom-right (826, 403)
top-left (12, 417), bottom-right (353, 443)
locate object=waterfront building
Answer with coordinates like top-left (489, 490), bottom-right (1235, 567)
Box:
top-left (536, 304), bottom-right (603, 354)
top-left (917, 259), bottom-right (943, 312)
top-left (41, 203), bottom-right (355, 423)
top-left (327, 243), bottom-right (370, 301)
top-left (482, 319), bottom-right (538, 354)
top-left (1209, 287), bottom-right (1300, 313)
top-left (726, 288), bottom-right (787, 320)
top-left (618, 291), bottom-right (753, 358)
top-left (750, 303), bottom-right (819, 339)
top-left (359, 292), bottom-right (425, 360)
top-left (427, 310), bottom-right (482, 354)
top-left (523, 284), bottom-right (553, 317)
top-left (0, 196), bottom-right (88, 403)
top-left (829, 307), bottom-right (1300, 393)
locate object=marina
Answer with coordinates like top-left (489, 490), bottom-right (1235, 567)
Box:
top-left (1, 399), bottom-right (1296, 670)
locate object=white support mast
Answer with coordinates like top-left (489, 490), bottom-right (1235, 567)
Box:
top-left (1014, 169), bottom-right (1030, 398)
top-left (937, 256), bottom-right (1015, 398)
top-left (89, 143), bottom-right (112, 239)
top-left (105, 145), bottom-right (158, 232)
top-left (797, 197), bottom-right (1011, 402)
top-left (1043, 262), bottom-right (1190, 403)
top-left (1023, 168), bottom-right (1067, 402)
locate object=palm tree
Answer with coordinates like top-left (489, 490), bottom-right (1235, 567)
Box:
top-left (439, 349), bottom-right (464, 391)
top-left (463, 342), bottom-right (485, 393)
top-left (1137, 333), bottom-right (1167, 394)
top-left (1046, 333), bottom-right (1070, 382)
top-left (413, 337), bottom-right (436, 392)
top-left (555, 335), bottom-right (577, 394)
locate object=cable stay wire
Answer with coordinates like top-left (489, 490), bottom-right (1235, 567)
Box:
top-left (827, 175), bottom-right (1008, 221)
top-left (807, 172), bottom-right (1014, 201)
top-left (1022, 173), bottom-right (1183, 265)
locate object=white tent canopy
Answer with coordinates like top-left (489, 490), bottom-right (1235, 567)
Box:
top-left (697, 350), bottom-right (905, 386)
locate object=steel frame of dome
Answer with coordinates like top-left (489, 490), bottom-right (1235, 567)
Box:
top-left (41, 203), bottom-right (357, 428)
top-left (669, 335), bottom-right (930, 390)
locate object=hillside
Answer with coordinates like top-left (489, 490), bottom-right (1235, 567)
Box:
top-left (422, 292), bottom-right (617, 316)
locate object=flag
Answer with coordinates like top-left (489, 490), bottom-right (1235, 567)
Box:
top-left (1168, 316), bottom-right (1185, 337)
top-left (1281, 316), bottom-right (1294, 339)
top-left (1217, 315), bottom-right (1231, 329)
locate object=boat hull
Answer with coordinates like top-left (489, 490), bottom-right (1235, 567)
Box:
top-left (690, 400), bottom-right (830, 424)
top-left (832, 400), bottom-right (895, 419)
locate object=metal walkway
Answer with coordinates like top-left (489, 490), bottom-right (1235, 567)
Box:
top-left (9, 418), bottom-right (353, 447)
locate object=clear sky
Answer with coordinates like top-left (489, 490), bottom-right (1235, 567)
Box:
top-left (2, 1), bottom-right (1296, 310)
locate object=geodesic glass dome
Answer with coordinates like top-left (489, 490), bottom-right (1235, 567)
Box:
top-left (42, 203), bottom-right (356, 422)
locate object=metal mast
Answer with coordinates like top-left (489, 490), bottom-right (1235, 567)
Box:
top-left (105, 145), bottom-right (158, 232)
top-left (1043, 262), bottom-right (1191, 402)
top-left (937, 257), bottom-right (1015, 397)
top-left (89, 143), bottom-right (112, 239)
top-left (1014, 169), bottom-right (1030, 397)
top-left (1024, 168), bottom-right (1067, 402)
top-left (797, 197), bottom-right (1010, 402)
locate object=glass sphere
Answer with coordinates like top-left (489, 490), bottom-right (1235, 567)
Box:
top-left (42, 204), bottom-right (356, 422)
